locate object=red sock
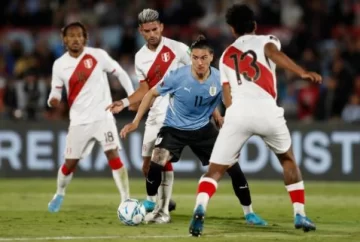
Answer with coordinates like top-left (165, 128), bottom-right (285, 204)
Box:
top-left (197, 177), bottom-right (217, 198)
top-left (286, 181), bottom-right (305, 204)
top-left (163, 162), bottom-right (173, 171)
top-left (108, 157), bottom-right (123, 170)
top-left (61, 164), bottom-right (75, 176)
top-left (194, 177), bottom-right (218, 210)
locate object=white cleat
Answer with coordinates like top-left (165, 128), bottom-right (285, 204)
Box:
top-left (152, 212), bottom-right (171, 224)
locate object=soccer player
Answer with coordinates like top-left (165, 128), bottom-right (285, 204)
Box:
top-left (189, 4), bottom-right (322, 236)
top-left (47, 22), bottom-right (134, 212)
top-left (106, 9), bottom-right (191, 216)
top-left (114, 36), bottom-right (266, 225)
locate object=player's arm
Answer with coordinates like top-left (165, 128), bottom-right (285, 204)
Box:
top-left (120, 71), bottom-right (177, 138)
top-left (179, 43), bottom-right (191, 65)
top-left (264, 42), bottom-right (322, 83)
top-left (108, 59), bottom-right (135, 96)
top-left (119, 87), bottom-right (160, 138)
top-left (219, 54), bottom-right (232, 108)
top-left (106, 55), bottom-right (150, 112)
top-left (222, 84), bottom-right (232, 108)
top-left (212, 107), bottom-right (224, 128)
top-left (47, 62), bottom-right (63, 108)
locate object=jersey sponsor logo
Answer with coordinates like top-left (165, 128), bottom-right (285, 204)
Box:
top-left (184, 87), bottom-right (192, 93)
top-left (161, 52), bottom-right (171, 62)
top-left (209, 86), bottom-right (217, 96)
top-left (68, 54), bottom-right (98, 108)
top-left (83, 58), bottom-right (94, 69)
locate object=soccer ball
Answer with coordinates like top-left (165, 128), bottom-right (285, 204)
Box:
top-left (117, 199), bottom-right (146, 226)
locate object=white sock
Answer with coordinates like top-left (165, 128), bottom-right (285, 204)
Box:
top-left (195, 192), bottom-right (210, 210)
top-left (293, 202), bottom-right (305, 217)
top-left (285, 181), bottom-right (306, 217)
top-left (242, 204), bottom-right (254, 216)
top-left (56, 166), bottom-right (73, 196)
top-left (157, 171), bottom-right (174, 214)
top-left (112, 167), bottom-right (130, 204)
top-left (146, 195), bottom-right (157, 203)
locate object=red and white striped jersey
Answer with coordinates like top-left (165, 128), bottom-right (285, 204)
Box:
top-left (220, 34), bottom-right (281, 102)
top-left (48, 47), bottom-right (134, 126)
top-left (135, 37), bottom-right (191, 124)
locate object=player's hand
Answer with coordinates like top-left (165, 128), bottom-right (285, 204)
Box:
top-left (214, 115), bottom-right (224, 129)
top-left (49, 98), bottom-right (60, 108)
top-left (142, 160), bottom-right (151, 177)
top-left (300, 71), bottom-right (322, 84)
top-left (120, 122), bottom-right (139, 139)
top-left (106, 101), bottom-right (125, 113)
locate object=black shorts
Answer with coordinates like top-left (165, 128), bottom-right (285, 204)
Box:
top-left (154, 122), bottom-right (218, 166)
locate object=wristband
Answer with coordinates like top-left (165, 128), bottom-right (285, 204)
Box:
top-left (121, 98), bottom-right (130, 108)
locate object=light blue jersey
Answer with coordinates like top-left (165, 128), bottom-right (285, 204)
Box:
top-left (156, 65), bottom-right (222, 130)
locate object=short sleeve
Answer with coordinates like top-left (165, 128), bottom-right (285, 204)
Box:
top-left (178, 42), bottom-right (191, 65)
top-left (266, 35), bottom-right (281, 51)
top-left (156, 71), bottom-right (177, 96)
top-left (134, 56), bottom-right (147, 83)
top-left (218, 54), bottom-right (229, 85)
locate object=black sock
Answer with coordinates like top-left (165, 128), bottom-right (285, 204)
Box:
top-left (226, 162), bottom-right (252, 206)
top-left (146, 162), bottom-right (163, 196)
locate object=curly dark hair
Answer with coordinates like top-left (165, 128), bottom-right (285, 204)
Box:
top-left (225, 4), bottom-right (256, 36)
top-left (61, 22), bottom-right (88, 39)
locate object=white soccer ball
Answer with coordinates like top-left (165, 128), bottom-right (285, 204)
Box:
top-left (117, 198), bottom-right (146, 226)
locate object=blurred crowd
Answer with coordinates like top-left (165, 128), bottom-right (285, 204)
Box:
top-left (0, 0), bottom-right (360, 123)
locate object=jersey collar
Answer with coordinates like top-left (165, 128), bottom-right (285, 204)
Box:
top-left (236, 34), bottom-right (254, 42)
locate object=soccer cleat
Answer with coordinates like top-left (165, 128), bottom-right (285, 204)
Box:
top-left (189, 205), bottom-right (205, 237)
top-left (152, 211), bottom-right (171, 224)
top-left (245, 213), bottom-right (268, 226)
top-left (142, 200), bottom-right (156, 213)
top-left (142, 199), bottom-right (176, 213)
top-left (48, 194), bottom-right (64, 213)
top-left (294, 214), bottom-right (316, 232)
top-left (144, 201), bottom-right (161, 223)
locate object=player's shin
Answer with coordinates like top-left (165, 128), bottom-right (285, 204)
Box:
top-left (56, 164), bottom-right (75, 196)
top-left (226, 162), bottom-right (253, 215)
top-left (109, 157), bottom-right (130, 203)
top-left (146, 162), bottom-right (164, 197)
top-left (286, 181), bottom-right (306, 217)
top-left (158, 162), bottom-right (174, 213)
top-left (194, 176), bottom-right (218, 211)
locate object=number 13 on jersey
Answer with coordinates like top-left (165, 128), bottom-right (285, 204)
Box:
top-left (230, 50), bottom-right (260, 85)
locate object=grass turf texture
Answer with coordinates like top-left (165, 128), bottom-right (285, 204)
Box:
top-left (0, 178), bottom-right (359, 242)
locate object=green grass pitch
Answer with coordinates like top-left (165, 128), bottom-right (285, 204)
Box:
top-left (0, 178), bottom-right (359, 242)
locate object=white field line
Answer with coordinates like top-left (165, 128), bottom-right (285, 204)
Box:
top-left (0, 233), bottom-right (350, 241)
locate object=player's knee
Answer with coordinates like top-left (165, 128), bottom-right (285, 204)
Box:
top-left (204, 163), bottom-right (227, 181)
top-left (64, 159), bottom-right (79, 172)
top-left (151, 148), bottom-right (172, 166)
top-left (276, 148), bottom-right (296, 167)
top-left (104, 148), bottom-right (119, 160)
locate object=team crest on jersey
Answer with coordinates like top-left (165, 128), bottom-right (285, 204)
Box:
top-left (209, 85), bottom-right (217, 96)
top-left (161, 52), bottom-right (171, 62)
top-left (83, 58), bottom-right (93, 69)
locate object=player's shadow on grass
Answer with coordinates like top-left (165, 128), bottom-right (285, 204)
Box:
top-left (174, 214), bottom-right (303, 235)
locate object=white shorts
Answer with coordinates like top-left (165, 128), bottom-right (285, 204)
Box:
top-left (65, 118), bottom-right (121, 159)
top-left (142, 122), bottom-right (163, 157)
top-left (142, 111), bottom-right (165, 157)
top-left (210, 102), bottom-right (291, 166)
